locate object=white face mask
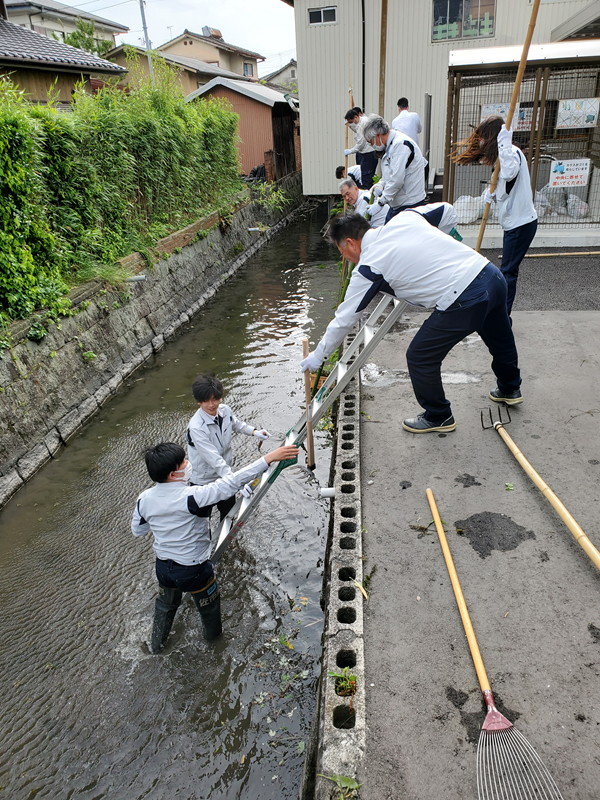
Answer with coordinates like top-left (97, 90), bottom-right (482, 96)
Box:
top-left (173, 462), bottom-right (192, 483)
top-left (372, 138), bottom-right (386, 152)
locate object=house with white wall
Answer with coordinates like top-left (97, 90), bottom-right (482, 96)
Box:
top-left (282, 0), bottom-right (596, 195)
top-left (6, 0), bottom-right (128, 45)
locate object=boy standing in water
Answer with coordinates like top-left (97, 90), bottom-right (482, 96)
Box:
top-left (132, 441), bottom-right (299, 652)
top-left (186, 374), bottom-right (271, 520)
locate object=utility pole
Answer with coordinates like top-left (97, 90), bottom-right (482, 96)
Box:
top-left (138, 0), bottom-right (154, 84)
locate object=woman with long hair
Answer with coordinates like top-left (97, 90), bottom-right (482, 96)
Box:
top-left (451, 115), bottom-right (537, 317)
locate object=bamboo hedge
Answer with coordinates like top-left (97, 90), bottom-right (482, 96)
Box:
top-left (0, 52), bottom-right (242, 323)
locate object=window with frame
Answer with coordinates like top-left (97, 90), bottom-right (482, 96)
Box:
top-left (432, 0), bottom-right (495, 42)
top-left (308, 6), bottom-right (337, 25)
top-left (244, 63), bottom-right (254, 77)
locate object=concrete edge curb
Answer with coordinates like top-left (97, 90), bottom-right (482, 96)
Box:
top-left (0, 198), bottom-right (311, 510)
top-left (312, 332), bottom-right (366, 799)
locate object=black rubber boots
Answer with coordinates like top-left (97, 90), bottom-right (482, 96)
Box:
top-left (150, 585), bottom-right (183, 654)
top-left (191, 576), bottom-right (223, 640)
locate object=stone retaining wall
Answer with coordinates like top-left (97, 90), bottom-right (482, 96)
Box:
top-left (0, 172), bottom-right (304, 508)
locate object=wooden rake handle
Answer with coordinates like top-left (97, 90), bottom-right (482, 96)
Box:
top-left (426, 488), bottom-right (491, 694)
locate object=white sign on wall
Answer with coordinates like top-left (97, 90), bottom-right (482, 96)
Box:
top-left (556, 98), bottom-right (599, 129)
top-left (549, 159), bottom-right (591, 188)
top-left (480, 102), bottom-right (533, 131)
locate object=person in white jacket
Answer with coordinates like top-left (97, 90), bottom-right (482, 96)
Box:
top-left (343, 108), bottom-right (378, 189)
top-left (362, 115), bottom-right (427, 223)
top-left (452, 115), bottom-right (537, 316)
top-left (392, 97), bottom-right (422, 145)
top-left (187, 374), bottom-right (271, 521)
top-left (300, 207), bottom-right (522, 433)
top-left (339, 177), bottom-right (389, 227)
top-left (132, 441), bottom-right (298, 651)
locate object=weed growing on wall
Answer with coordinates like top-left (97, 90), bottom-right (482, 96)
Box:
top-left (0, 52), bottom-right (243, 321)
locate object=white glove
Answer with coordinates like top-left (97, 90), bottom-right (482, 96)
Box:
top-left (344, 148), bottom-right (353, 157)
top-left (300, 351), bottom-right (323, 373)
top-left (483, 188), bottom-right (496, 205)
top-left (253, 429), bottom-right (271, 441)
top-left (367, 202), bottom-right (380, 216)
top-left (373, 184), bottom-right (383, 197)
top-left (241, 483), bottom-right (254, 498)
top-left (497, 124), bottom-right (513, 148)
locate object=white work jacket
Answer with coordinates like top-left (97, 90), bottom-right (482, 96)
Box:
top-left (348, 116), bottom-right (375, 155)
top-left (391, 110), bottom-right (423, 145)
top-left (379, 131), bottom-right (426, 210)
top-left (354, 190), bottom-right (389, 226)
top-left (187, 404), bottom-right (255, 486)
top-left (132, 458), bottom-right (269, 565)
top-left (312, 203), bottom-right (488, 364)
top-left (495, 145), bottom-right (537, 232)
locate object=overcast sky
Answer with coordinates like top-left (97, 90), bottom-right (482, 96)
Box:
top-left (63, 0), bottom-right (297, 75)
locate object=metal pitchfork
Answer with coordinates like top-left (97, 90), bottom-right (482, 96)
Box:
top-left (482, 405), bottom-right (600, 572)
top-left (426, 489), bottom-right (564, 800)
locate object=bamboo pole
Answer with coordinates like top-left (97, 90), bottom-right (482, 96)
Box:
top-left (378, 0), bottom-right (388, 116)
top-left (302, 338), bottom-right (316, 470)
top-left (443, 73), bottom-right (455, 203)
top-left (475, 0), bottom-right (542, 252)
top-left (527, 67), bottom-right (543, 172)
top-left (448, 73), bottom-right (461, 205)
top-left (492, 421), bottom-right (600, 572)
top-left (530, 66), bottom-right (550, 195)
top-left (524, 251), bottom-right (600, 258)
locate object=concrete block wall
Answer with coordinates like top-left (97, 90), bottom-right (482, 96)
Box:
top-left (0, 173), bottom-right (304, 509)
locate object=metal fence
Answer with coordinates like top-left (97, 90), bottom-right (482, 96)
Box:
top-left (444, 61), bottom-right (600, 228)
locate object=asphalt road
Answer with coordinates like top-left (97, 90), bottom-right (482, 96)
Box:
top-left (358, 251), bottom-right (600, 800)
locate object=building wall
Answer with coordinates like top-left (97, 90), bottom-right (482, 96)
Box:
top-left (200, 86), bottom-right (273, 173)
top-left (267, 62), bottom-right (298, 92)
top-left (293, 0), bottom-right (591, 195)
top-left (0, 67), bottom-right (90, 102)
top-left (7, 11), bottom-right (116, 43)
top-left (159, 37), bottom-right (259, 77)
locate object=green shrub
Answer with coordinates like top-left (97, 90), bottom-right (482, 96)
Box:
top-left (0, 52), bottom-right (243, 320)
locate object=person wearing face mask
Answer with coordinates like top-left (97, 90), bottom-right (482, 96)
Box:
top-left (343, 107), bottom-right (378, 189)
top-left (187, 374), bottom-right (270, 523)
top-left (362, 114), bottom-right (427, 223)
top-left (132, 441), bottom-right (299, 652)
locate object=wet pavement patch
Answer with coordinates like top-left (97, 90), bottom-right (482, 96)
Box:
top-left (455, 474), bottom-right (482, 488)
top-left (588, 623), bottom-right (600, 643)
top-left (446, 686), bottom-right (520, 743)
top-left (453, 512), bottom-right (536, 559)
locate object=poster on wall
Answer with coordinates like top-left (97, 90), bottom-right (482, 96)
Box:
top-left (556, 98), bottom-right (599, 129)
top-left (480, 102), bottom-right (532, 131)
top-left (549, 158), bottom-right (591, 188)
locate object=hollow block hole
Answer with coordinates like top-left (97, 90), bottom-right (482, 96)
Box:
top-left (341, 485), bottom-right (355, 494)
top-left (343, 411), bottom-right (354, 417)
top-left (342, 433), bottom-right (354, 441)
top-left (342, 460), bottom-right (356, 469)
top-left (345, 395), bottom-right (356, 400)
top-left (341, 472), bottom-right (355, 481)
top-left (340, 521), bottom-right (356, 533)
top-left (340, 537), bottom-right (356, 550)
top-left (342, 442), bottom-right (354, 449)
top-left (338, 586), bottom-right (356, 601)
top-left (342, 424), bottom-right (355, 431)
top-left (336, 649), bottom-right (357, 668)
top-left (337, 606), bottom-right (357, 623)
top-left (341, 507), bottom-right (356, 518)
top-left (333, 706), bottom-right (356, 730)
top-left (338, 567), bottom-right (356, 581)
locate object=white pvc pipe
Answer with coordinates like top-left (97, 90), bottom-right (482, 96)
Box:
top-left (320, 487), bottom-right (335, 498)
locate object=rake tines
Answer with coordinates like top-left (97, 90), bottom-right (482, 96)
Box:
top-left (481, 404), bottom-right (511, 430)
top-left (477, 727), bottom-right (564, 800)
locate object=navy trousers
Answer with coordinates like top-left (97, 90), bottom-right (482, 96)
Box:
top-left (355, 151), bottom-right (378, 189)
top-left (406, 263), bottom-right (521, 422)
top-left (501, 218), bottom-right (537, 316)
top-left (155, 557), bottom-right (215, 593)
top-left (385, 197), bottom-right (428, 224)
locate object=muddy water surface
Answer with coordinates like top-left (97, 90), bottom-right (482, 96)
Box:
top-left (0, 208), bottom-right (339, 799)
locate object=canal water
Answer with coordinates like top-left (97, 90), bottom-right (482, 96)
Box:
top-left (0, 207), bottom-right (340, 800)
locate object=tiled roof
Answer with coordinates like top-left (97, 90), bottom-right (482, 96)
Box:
top-left (107, 45), bottom-right (253, 81)
top-left (5, 0), bottom-right (129, 33)
top-left (159, 29), bottom-right (266, 61)
top-left (0, 18), bottom-right (127, 73)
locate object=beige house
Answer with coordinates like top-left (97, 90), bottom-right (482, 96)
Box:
top-left (283, 0), bottom-right (597, 196)
top-left (262, 58), bottom-right (298, 94)
top-left (6, 0), bottom-right (128, 45)
top-left (107, 44), bottom-right (252, 95)
top-left (158, 27), bottom-right (265, 79)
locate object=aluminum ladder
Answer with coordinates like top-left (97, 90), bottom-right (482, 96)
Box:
top-left (211, 294), bottom-right (408, 563)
